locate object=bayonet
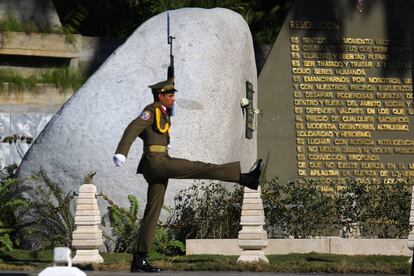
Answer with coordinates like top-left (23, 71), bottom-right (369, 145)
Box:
top-left (167, 11), bottom-right (175, 80)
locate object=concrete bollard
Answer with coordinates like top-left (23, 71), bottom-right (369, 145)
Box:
top-left (72, 184), bottom-right (104, 264)
top-left (237, 186), bottom-right (269, 263)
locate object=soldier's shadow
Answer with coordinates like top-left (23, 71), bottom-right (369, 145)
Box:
top-left (305, 256), bottom-right (334, 263)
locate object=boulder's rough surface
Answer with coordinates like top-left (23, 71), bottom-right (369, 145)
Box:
top-left (17, 8), bottom-right (257, 214)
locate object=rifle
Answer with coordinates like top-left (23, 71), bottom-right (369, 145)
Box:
top-left (167, 11), bottom-right (175, 80)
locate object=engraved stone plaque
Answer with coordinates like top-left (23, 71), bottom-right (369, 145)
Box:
top-left (259, 0), bottom-right (413, 185)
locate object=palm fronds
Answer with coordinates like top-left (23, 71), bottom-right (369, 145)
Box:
top-left (0, 164), bottom-right (31, 250)
top-left (20, 170), bottom-right (76, 250)
top-left (101, 194), bottom-right (141, 253)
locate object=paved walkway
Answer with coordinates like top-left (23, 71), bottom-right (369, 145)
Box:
top-left (0, 271), bottom-right (408, 276)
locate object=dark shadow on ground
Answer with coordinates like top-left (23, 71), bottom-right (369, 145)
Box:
top-left (305, 256), bottom-right (335, 263)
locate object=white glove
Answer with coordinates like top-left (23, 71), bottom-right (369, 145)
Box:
top-left (113, 154), bottom-right (126, 167)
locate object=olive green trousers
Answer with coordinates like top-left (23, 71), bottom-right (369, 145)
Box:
top-left (136, 154), bottom-right (241, 253)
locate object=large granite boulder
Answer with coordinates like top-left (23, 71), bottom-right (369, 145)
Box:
top-left (17, 8), bottom-right (257, 213)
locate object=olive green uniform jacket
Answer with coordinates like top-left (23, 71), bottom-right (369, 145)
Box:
top-left (115, 102), bottom-right (240, 252)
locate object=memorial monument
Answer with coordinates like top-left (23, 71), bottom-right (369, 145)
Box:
top-left (17, 8), bottom-right (258, 212)
top-left (259, 0), bottom-right (413, 185)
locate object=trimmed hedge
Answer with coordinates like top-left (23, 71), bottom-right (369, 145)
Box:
top-left (262, 178), bottom-right (411, 238)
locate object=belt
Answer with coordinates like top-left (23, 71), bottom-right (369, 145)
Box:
top-left (144, 145), bottom-right (168, 153)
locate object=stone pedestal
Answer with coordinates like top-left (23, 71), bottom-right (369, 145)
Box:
top-left (237, 187), bottom-right (268, 263)
top-left (407, 186), bottom-right (414, 263)
top-left (72, 184), bottom-right (104, 264)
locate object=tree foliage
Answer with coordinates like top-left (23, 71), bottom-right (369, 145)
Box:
top-left (53, 0), bottom-right (292, 44)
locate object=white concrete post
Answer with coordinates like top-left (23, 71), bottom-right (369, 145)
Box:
top-left (237, 186), bottom-right (269, 263)
top-left (407, 186), bottom-right (414, 263)
top-left (72, 184), bottom-right (104, 264)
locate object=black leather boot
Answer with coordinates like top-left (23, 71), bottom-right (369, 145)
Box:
top-left (239, 159), bottom-right (263, 190)
top-left (131, 252), bottom-right (161, 273)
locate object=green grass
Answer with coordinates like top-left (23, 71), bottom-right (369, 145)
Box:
top-left (0, 68), bottom-right (85, 92)
top-left (0, 13), bottom-right (77, 44)
top-left (0, 13), bottom-right (54, 34)
top-left (40, 68), bottom-right (84, 91)
top-left (0, 13), bottom-right (26, 33)
top-left (0, 249), bottom-right (410, 274)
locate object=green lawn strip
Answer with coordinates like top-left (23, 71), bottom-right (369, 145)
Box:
top-left (0, 250), bottom-right (410, 274)
top-left (0, 249), bottom-right (53, 272)
top-left (265, 254), bottom-right (409, 274)
top-left (155, 254), bottom-right (410, 274)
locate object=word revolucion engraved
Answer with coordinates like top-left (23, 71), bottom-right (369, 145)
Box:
top-left (289, 20), bottom-right (340, 30)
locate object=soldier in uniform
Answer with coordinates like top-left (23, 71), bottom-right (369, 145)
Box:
top-left (113, 78), bottom-right (263, 273)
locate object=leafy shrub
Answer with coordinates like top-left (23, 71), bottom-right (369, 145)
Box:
top-left (169, 181), bottom-right (244, 240)
top-left (152, 226), bottom-right (185, 258)
top-left (262, 177), bottom-right (411, 239)
top-left (358, 179), bottom-right (410, 238)
top-left (262, 178), bottom-right (338, 238)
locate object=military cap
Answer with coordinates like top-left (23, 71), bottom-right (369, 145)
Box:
top-left (148, 77), bottom-right (176, 93)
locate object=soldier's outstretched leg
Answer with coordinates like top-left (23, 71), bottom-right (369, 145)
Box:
top-left (161, 158), bottom-right (240, 182)
top-left (131, 180), bottom-right (167, 273)
top-left (151, 157), bottom-right (263, 190)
